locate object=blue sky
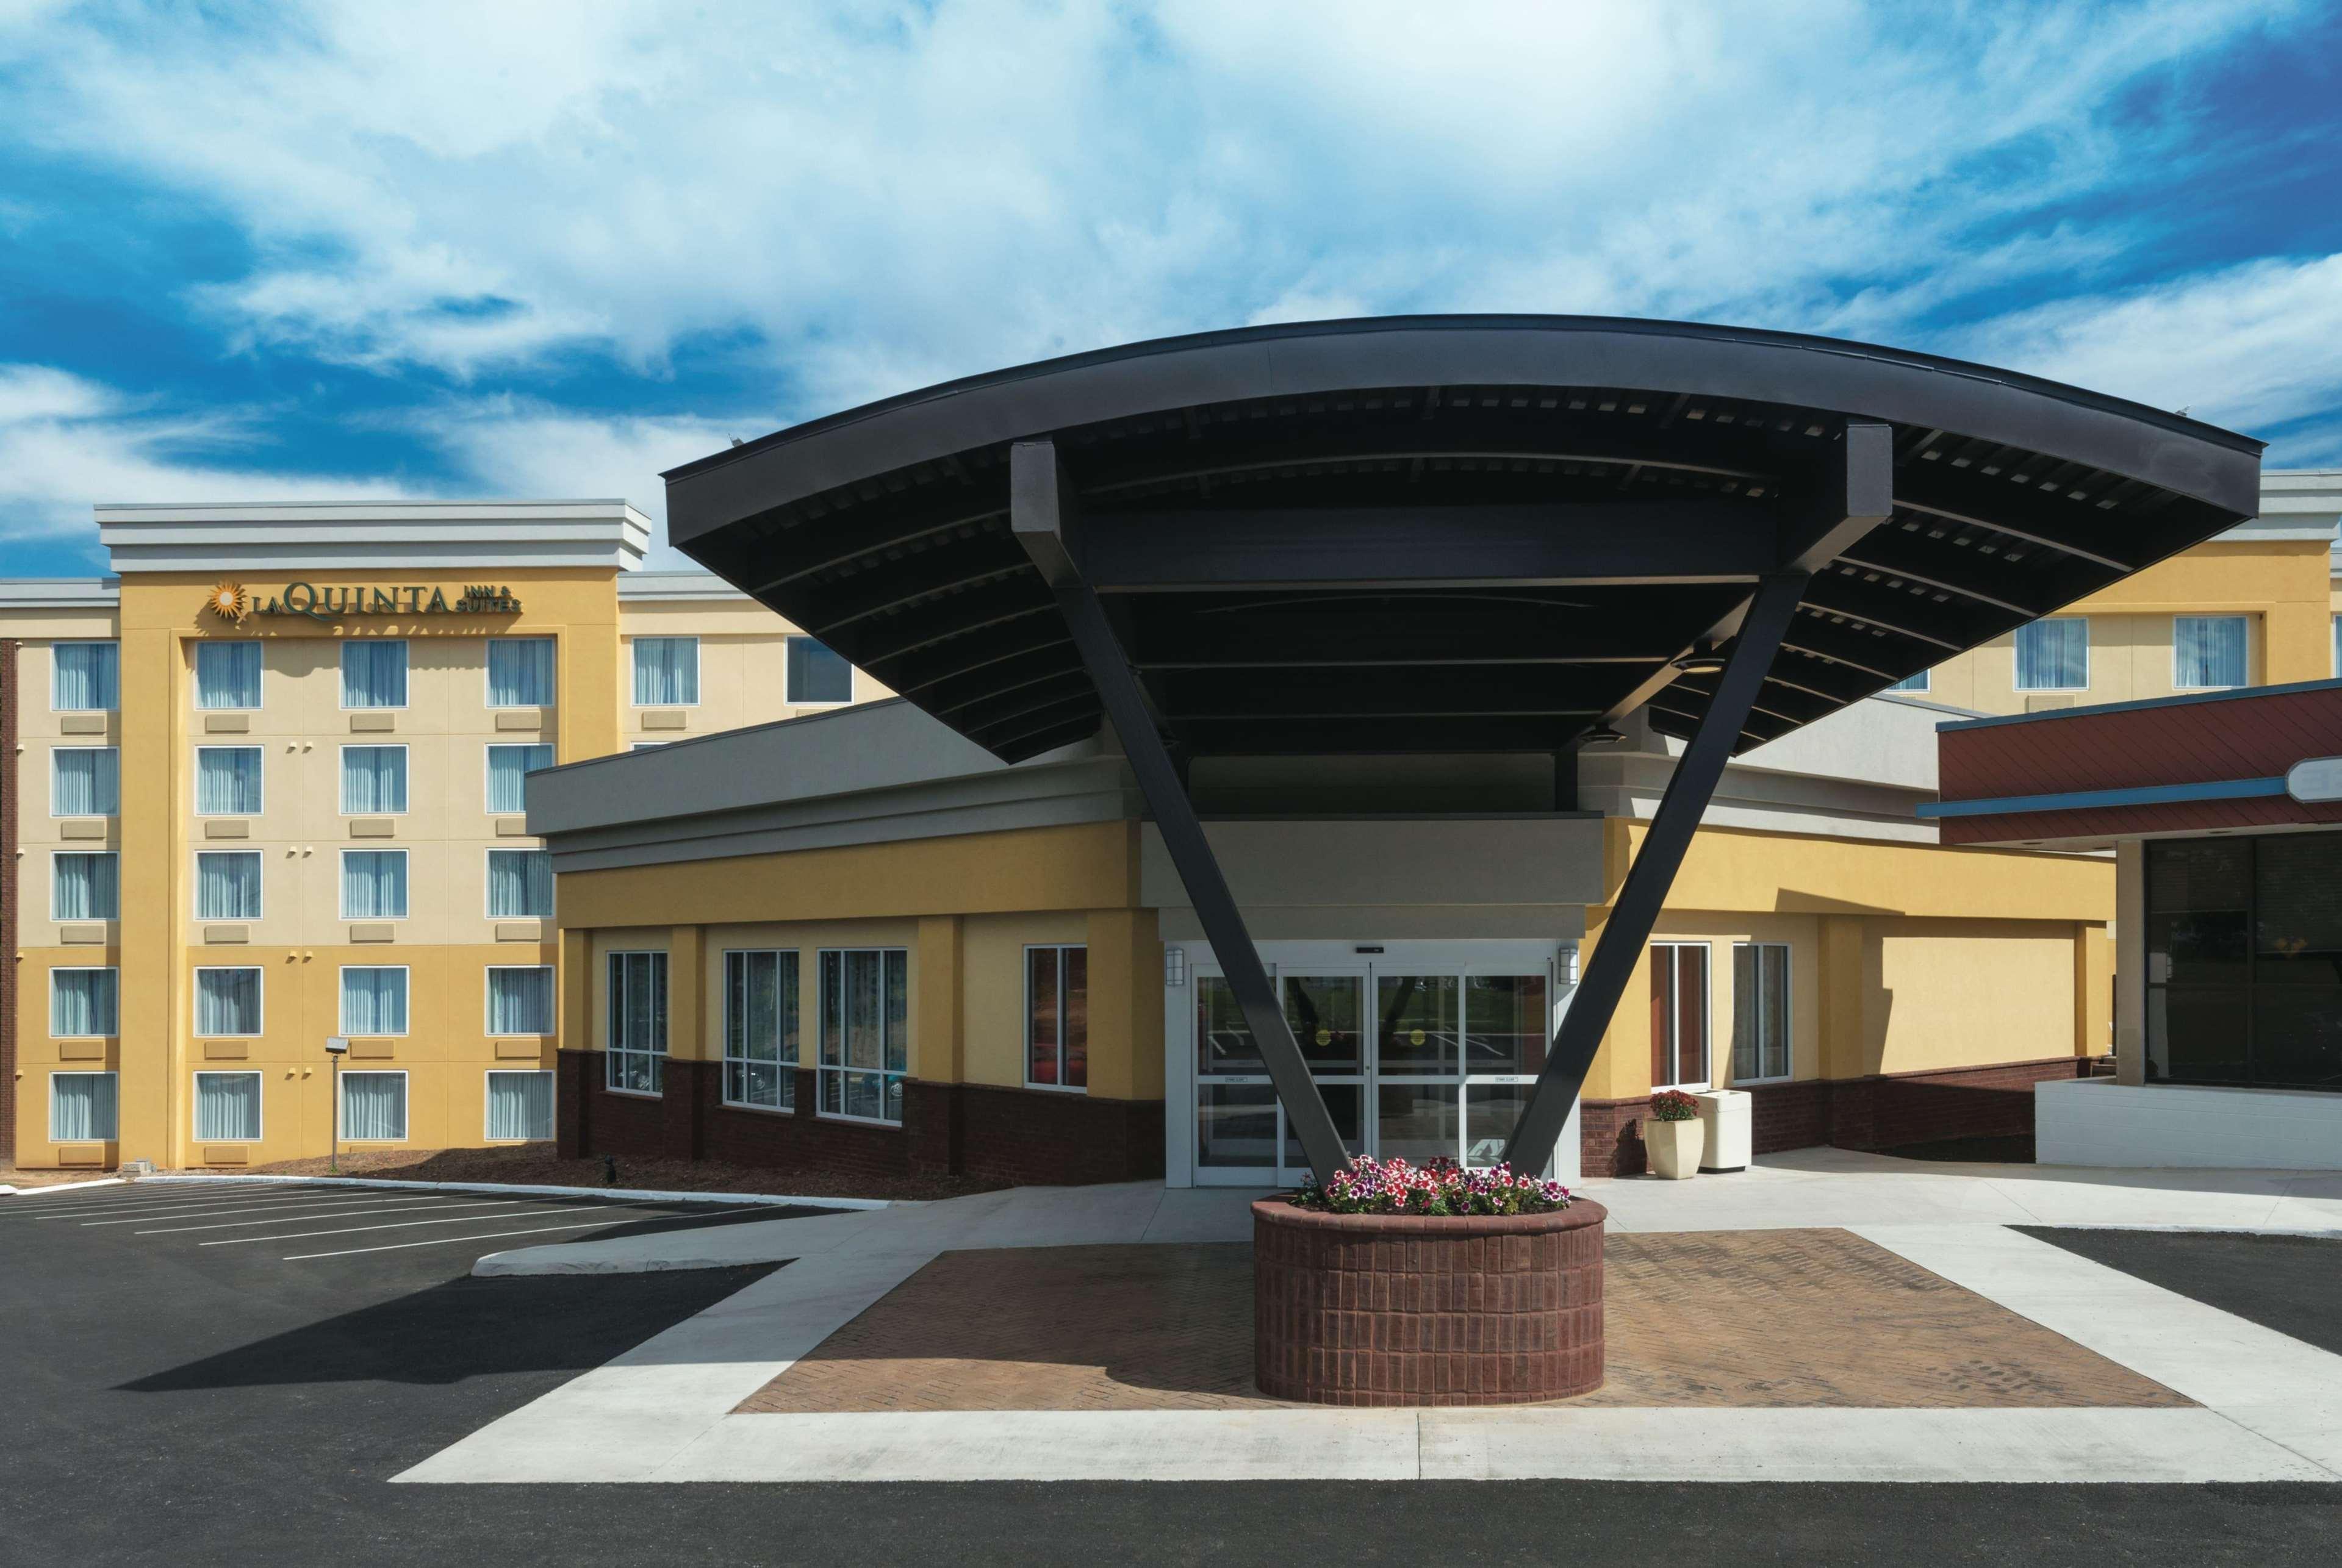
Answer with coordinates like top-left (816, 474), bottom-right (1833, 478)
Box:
top-left (2, 0), bottom-right (2339, 576)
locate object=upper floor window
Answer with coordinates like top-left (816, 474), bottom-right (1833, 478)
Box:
top-left (487, 848), bottom-right (553, 918)
top-left (195, 643), bottom-right (262, 709)
top-left (341, 849), bottom-right (409, 920)
top-left (194, 746), bottom-right (264, 816)
top-left (632, 637), bottom-right (698, 706)
top-left (340, 965), bottom-right (410, 1037)
top-left (487, 637), bottom-right (557, 707)
top-left (195, 850), bottom-right (262, 921)
top-left (194, 968), bottom-right (264, 1038)
top-left (341, 745), bottom-right (409, 815)
top-left (487, 965), bottom-right (556, 1036)
top-left (51, 1071), bottom-right (118, 1142)
top-left (51, 968), bottom-right (118, 1038)
top-left (51, 746), bottom-right (118, 817)
top-left (52, 851), bottom-right (118, 920)
top-left (1026, 945), bottom-right (1088, 1090)
top-left (485, 743), bottom-right (555, 815)
top-left (2174, 615), bottom-right (2247, 691)
top-left (342, 640), bottom-right (408, 709)
top-left (2014, 617), bottom-right (2088, 692)
top-left (52, 641), bottom-right (118, 712)
top-left (1886, 670), bottom-right (1930, 694)
top-left (786, 637), bottom-right (853, 704)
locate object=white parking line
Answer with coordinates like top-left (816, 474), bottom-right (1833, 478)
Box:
top-left (77, 1195), bottom-right (462, 1226)
top-left (284, 1207), bottom-right (769, 1261)
top-left (212, 1201), bottom-right (663, 1247)
top-left (138, 1198), bottom-right (550, 1235)
top-left (1, 1188), bottom-right (292, 1220)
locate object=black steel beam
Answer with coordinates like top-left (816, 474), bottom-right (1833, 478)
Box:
top-left (801, 533), bottom-right (1035, 639)
top-left (1893, 465), bottom-right (2141, 573)
top-left (1503, 571), bottom-right (1812, 1175)
top-left (1154, 667), bottom-right (1608, 721)
top-left (1776, 421), bottom-right (1895, 572)
top-left (1835, 525), bottom-right (2065, 620)
top-left (1174, 715), bottom-right (1608, 755)
top-left (1010, 439), bottom-right (1349, 1184)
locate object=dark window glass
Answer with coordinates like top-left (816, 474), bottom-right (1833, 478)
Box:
top-left (2255, 836), bottom-right (2342, 984)
top-left (2249, 988), bottom-right (2342, 1090)
top-left (786, 638), bottom-right (854, 704)
top-left (2146, 987), bottom-right (2250, 1084)
top-left (2147, 839), bottom-right (2251, 912)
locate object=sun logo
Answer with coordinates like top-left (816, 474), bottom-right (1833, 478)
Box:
top-left (207, 582), bottom-right (251, 622)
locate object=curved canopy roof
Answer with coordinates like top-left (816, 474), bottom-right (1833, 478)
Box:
top-left (666, 316), bottom-right (2263, 764)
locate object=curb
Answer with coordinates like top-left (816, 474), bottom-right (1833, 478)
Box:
top-left (130, 1172), bottom-right (899, 1211)
top-left (0, 1177), bottom-right (129, 1199)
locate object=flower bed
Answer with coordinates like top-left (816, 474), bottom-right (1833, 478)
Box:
top-left (1289, 1153), bottom-right (1572, 1216)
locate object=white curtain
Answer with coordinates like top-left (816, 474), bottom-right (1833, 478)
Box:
top-left (341, 967), bottom-right (408, 1035)
top-left (486, 744), bottom-right (554, 814)
top-left (341, 1072), bottom-right (406, 1140)
top-left (52, 853), bottom-right (118, 920)
top-left (51, 969), bottom-right (118, 1036)
top-left (632, 637), bottom-right (697, 705)
top-left (196, 748), bottom-right (263, 814)
top-left (195, 851), bottom-right (262, 920)
top-left (52, 642), bottom-right (118, 710)
top-left (341, 746), bottom-right (408, 814)
top-left (487, 1071), bottom-right (555, 1140)
top-left (342, 640), bottom-right (408, 708)
top-left (195, 969), bottom-right (262, 1036)
top-left (2175, 616), bottom-right (2247, 690)
top-left (194, 1072), bottom-right (261, 1140)
top-left (488, 967), bottom-right (555, 1034)
top-left (196, 642), bottom-right (263, 708)
top-left (341, 851), bottom-right (408, 919)
top-left (2015, 618), bottom-right (2088, 690)
top-left (52, 748), bottom-right (119, 816)
top-left (487, 638), bottom-right (557, 706)
top-left (51, 1073), bottom-right (118, 1140)
top-left (487, 850), bottom-right (553, 918)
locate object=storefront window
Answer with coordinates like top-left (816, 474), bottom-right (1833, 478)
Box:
top-left (2146, 834), bottom-right (2342, 1091)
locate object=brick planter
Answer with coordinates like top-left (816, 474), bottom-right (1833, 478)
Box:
top-left (1252, 1197), bottom-right (1606, 1406)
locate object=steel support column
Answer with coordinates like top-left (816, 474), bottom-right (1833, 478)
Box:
top-left (1010, 439), bottom-right (1351, 1185)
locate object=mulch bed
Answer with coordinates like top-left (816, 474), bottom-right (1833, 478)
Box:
top-left (242, 1144), bottom-right (1008, 1203)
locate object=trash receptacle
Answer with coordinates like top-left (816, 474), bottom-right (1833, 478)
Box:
top-left (1693, 1089), bottom-right (1751, 1173)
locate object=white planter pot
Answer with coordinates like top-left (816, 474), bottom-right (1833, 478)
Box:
top-left (1643, 1117), bottom-right (1702, 1180)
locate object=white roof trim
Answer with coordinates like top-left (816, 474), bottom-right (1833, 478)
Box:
top-left (0, 577), bottom-right (120, 609)
top-left (95, 500), bottom-right (653, 574)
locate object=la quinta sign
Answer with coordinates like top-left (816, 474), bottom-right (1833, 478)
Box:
top-left (206, 581), bottom-right (524, 623)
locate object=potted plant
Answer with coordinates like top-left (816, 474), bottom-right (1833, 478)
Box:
top-left (1643, 1089), bottom-right (1703, 1180)
top-left (1254, 1155), bottom-right (1606, 1406)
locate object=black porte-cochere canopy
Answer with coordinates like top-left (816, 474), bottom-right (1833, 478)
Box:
top-left (666, 315), bottom-right (2261, 767)
top-left (664, 316), bottom-right (2263, 1185)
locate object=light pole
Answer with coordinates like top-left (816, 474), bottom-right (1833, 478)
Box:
top-left (324, 1036), bottom-right (349, 1174)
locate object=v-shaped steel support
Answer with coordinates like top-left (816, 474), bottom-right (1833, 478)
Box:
top-left (1010, 440), bottom-right (1351, 1186)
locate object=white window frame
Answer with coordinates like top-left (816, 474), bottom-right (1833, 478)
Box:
top-left (484, 847), bottom-right (554, 919)
top-left (484, 1069), bottom-right (557, 1142)
top-left (722, 948), bottom-right (799, 1113)
top-left (339, 964), bottom-right (412, 1037)
top-left (485, 964), bottom-right (557, 1037)
top-left (630, 635), bottom-right (700, 707)
top-left (49, 966), bottom-right (120, 1038)
top-left (193, 848), bottom-right (265, 921)
top-left (484, 635), bottom-right (559, 709)
top-left (339, 742), bottom-right (411, 816)
top-left (338, 1069), bottom-right (409, 1142)
top-left (193, 743), bottom-right (265, 817)
top-left (340, 848), bottom-right (411, 921)
top-left (193, 966), bottom-right (265, 1038)
top-left (1024, 943), bottom-right (1088, 1093)
top-left (2332, 614), bottom-right (2340, 679)
top-left (816, 947), bottom-right (909, 1126)
top-left (192, 1070), bottom-right (264, 1142)
top-left (49, 744), bottom-right (120, 818)
top-left (51, 850), bottom-right (120, 922)
top-left (783, 635), bottom-right (855, 707)
top-left (2172, 614), bottom-right (2250, 693)
top-left (339, 638), bottom-right (410, 711)
top-left (483, 742), bottom-right (556, 816)
top-left (50, 1070), bottom-right (120, 1142)
top-left (605, 950), bottom-right (669, 1098)
top-left (194, 641), bottom-right (264, 711)
top-left (1729, 941), bottom-right (1794, 1085)
top-left (1650, 941), bottom-right (1712, 1092)
top-left (2013, 616), bottom-right (2089, 692)
top-left (50, 640), bottom-right (119, 712)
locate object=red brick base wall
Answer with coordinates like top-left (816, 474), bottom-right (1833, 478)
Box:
top-left (1252, 1197), bottom-right (1607, 1406)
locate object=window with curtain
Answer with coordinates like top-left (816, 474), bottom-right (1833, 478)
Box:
top-left (341, 850), bottom-right (409, 920)
top-left (195, 969), bottom-right (263, 1037)
top-left (1026, 945), bottom-right (1088, 1089)
top-left (485, 743), bottom-right (555, 814)
top-left (819, 948), bottom-right (908, 1123)
top-left (51, 641), bottom-right (118, 711)
top-left (195, 746), bottom-right (264, 815)
top-left (195, 642), bottom-right (263, 709)
top-left (52, 852), bottom-right (118, 920)
top-left (487, 965), bottom-right (556, 1035)
top-left (486, 1070), bottom-right (556, 1140)
top-left (195, 850), bottom-right (262, 920)
top-left (486, 637), bottom-right (557, 707)
top-left (340, 967), bottom-right (409, 1036)
top-left (51, 747), bottom-right (118, 817)
top-left (50, 968), bottom-right (118, 1037)
top-left (2174, 615), bottom-right (2248, 690)
top-left (631, 637), bottom-right (698, 705)
top-left (785, 637), bottom-right (853, 704)
top-left (607, 951), bottom-right (668, 1094)
top-left (51, 1072), bottom-right (119, 1141)
top-left (1649, 943), bottom-right (1711, 1089)
top-left (487, 849), bottom-right (553, 918)
top-left (341, 640), bottom-right (408, 708)
top-left (193, 1071), bottom-right (262, 1140)
top-left (340, 745), bottom-right (408, 814)
top-left (340, 1072), bottom-right (407, 1140)
top-left (1887, 670), bottom-right (1931, 693)
top-left (2014, 618), bottom-right (2088, 691)
top-left (724, 949), bottom-right (799, 1110)
top-left (1731, 943), bottom-right (1792, 1081)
